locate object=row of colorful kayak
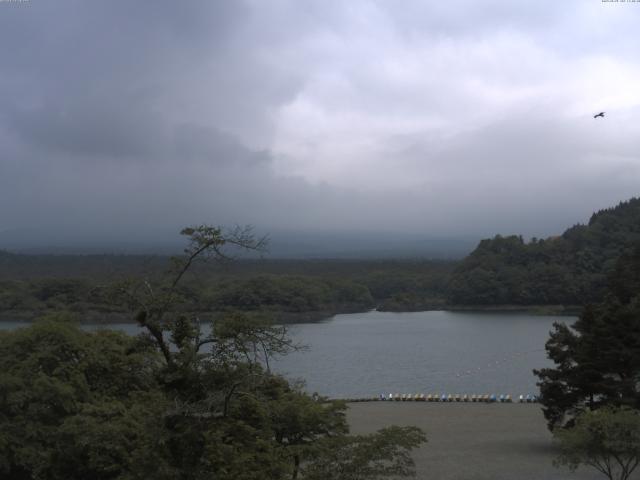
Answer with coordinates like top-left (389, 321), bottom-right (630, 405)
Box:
top-left (344, 393), bottom-right (539, 403)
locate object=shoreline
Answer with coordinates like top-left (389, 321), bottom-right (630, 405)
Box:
top-left (377, 304), bottom-right (582, 316)
top-left (0, 304), bottom-right (581, 324)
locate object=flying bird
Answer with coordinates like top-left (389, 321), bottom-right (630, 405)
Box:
top-left (594, 112), bottom-right (605, 119)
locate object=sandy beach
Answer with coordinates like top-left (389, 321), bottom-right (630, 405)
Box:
top-left (347, 402), bottom-right (610, 480)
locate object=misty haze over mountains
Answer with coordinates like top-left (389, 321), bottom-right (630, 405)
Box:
top-left (0, 227), bottom-right (476, 259)
top-left (0, 197), bottom-right (631, 259)
top-left (1, 1), bottom-right (640, 252)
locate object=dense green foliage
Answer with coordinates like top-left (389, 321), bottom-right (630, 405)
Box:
top-left (535, 244), bottom-right (640, 430)
top-left (0, 255), bottom-right (454, 321)
top-left (0, 226), bottom-right (427, 479)
top-left (205, 275), bottom-right (374, 313)
top-left (449, 197), bottom-right (640, 305)
top-left (0, 278), bottom-right (117, 320)
top-left (554, 407), bottom-right (640, 480)
top-left (0, 317), bottom-right (167, 480)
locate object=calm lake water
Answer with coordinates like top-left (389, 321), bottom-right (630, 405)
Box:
top-left (1, 311), bottom-right (572, 398)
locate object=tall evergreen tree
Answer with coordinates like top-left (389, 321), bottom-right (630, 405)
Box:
top-left (535, 244), bottom-right (640, 430)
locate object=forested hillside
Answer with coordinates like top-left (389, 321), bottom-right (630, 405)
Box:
top-left (0, 254), bottom-right (454, 322)
top-left (448, 197), bottom-right (640, 306)
top-left (2, 197), bottom-right (639, 320)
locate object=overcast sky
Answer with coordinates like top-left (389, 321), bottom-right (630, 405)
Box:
top-left (1, 0), bottom-right (640, 251)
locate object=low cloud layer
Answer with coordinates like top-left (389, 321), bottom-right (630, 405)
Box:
top-left (1, 1), bottom-right (639, 252)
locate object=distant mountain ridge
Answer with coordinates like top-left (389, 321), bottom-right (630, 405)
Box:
top-left (448, 197), bottom-right (640, 306)
top-left (0, 229), bottom-right (476, 259)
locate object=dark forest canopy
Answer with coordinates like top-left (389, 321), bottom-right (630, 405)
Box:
top-left (447, 197), bottom-right (640, 306)
top-left (0, 256), bottom-right (454, 322)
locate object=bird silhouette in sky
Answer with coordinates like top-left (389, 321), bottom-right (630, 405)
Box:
top-left (594, 112), bottom-right (605, 119)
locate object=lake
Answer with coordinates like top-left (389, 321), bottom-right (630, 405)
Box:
top-left (0, 310), bottom-right (571, 398)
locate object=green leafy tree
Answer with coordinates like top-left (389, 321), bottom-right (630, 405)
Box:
top-left (121, 225), bottom-right (427, 479)
top-left (535, 245), bottom-right (640, 430)
top-left (1, 225), bottom-right (427, 480)
top-left (554, 407), bottom-right (640, 480)
top-left (302, 426), bottom-right (426, 480)
top-left (0, 315), bottom-right (168, 480)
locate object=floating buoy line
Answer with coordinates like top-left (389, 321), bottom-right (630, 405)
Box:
top-left (449, 349), bottom-right (545, 379)
top-left (335, 393), bottom-right (540, 403)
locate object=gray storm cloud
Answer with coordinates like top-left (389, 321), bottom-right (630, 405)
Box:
top-left (1, 0), bottom-right (639, 252)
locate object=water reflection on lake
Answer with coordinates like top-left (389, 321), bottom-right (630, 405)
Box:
top-left (1, 310), bottom-right (571, 398)
top-left (273, 311), bottom-right (569, 398)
